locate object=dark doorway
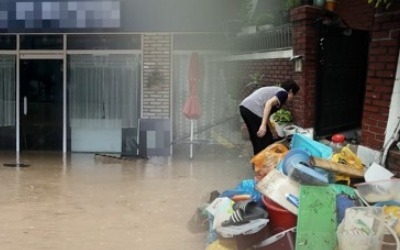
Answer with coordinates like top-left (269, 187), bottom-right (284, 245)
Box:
top-left (20, 59), bottom-right (63, 151)
top-left (315, 25), bottom-right (369, 136)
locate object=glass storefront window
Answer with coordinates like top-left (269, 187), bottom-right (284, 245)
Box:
top-left (67, 34), bottom-right (141, 50)
top-left (20, 35), bottom-right (63, 50)
top-left (68, 54), bottom-right (141, 153)
top-left (0, 35), bottom-right (17, 50)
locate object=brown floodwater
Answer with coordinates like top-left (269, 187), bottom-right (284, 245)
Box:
top-left (0, 145), bottom-right (253, 250)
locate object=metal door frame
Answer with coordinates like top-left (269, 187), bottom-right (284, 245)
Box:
top-left (16, 35), bottom-right (67, 153)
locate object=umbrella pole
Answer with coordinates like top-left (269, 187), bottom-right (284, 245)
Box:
top-left (190, 120), bottom-right (194, 159)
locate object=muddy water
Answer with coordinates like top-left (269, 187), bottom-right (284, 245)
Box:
top-left (0, 147), bottom-right (252, 250)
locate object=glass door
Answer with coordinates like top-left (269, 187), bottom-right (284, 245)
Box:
top-left (19, 59), bottom-right (63, 151)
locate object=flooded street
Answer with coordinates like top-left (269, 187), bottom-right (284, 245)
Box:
top-left (0, 146), bottom-right (252, 250)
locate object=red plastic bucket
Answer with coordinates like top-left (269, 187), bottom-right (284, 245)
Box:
top-left (262, 195), bottom-right (297, 233)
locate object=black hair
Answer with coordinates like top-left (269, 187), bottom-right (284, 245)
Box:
top-left (280, 80), bottom-right (300, 95)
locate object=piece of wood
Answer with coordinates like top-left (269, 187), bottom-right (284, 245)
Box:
top-left (311, 157), bottom-right (365, 177)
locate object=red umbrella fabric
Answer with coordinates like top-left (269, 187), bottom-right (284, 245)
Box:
top-left (183, 52), bottom-right (201, 119)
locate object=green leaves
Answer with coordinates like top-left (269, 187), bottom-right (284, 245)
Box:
top-left (368, 0), bottom-right (395, 9)
top-left (272, 109), bottom-right (292, 125)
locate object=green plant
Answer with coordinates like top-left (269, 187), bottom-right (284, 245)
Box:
top-left (246, 72), bottom-right (264, 88)
top-left (368, 0), bottom-right (398, 9)
top-left (248, 72), bottom-right (265, 84)
top-left (253, 12), bottom-right (275, 26)
top-left (272, 109), bottom-right (292, 125)
top-left (239, 0), bottom-right (255, 25)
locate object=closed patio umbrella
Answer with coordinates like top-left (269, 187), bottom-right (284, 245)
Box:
top-left (183, 52), bottom-right (201, 159)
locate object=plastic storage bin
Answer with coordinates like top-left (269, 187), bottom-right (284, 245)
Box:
top-left (336, 207), bottom-right (385, 250)
top-left (290, 133), bottom-right (333, 159)
top-left (354, 179), bottom-right (400, 203)
top-left (287, 162), bottom-right (330, 186)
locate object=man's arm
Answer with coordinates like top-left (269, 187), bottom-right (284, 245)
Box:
top-left (257, 96), bottom-right (279, 137)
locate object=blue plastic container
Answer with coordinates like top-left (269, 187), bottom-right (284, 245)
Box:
top-left (290, 133), bottom-right (333, 159)
top-left (287, 162), bottom-right (329, 186)
top-left (281, 148), bottom-right (311, 175)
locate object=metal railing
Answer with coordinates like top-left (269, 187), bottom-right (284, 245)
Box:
top-left (227, 23), bottom-right (293, 54)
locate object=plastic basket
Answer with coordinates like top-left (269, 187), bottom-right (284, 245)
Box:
top-left (336, 207), bottom-right (385, 250)
top-left (261, 195), bottom-right (297, 233)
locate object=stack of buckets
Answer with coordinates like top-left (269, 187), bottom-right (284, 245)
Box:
top-left (262, 195), bottom-right (297, 234)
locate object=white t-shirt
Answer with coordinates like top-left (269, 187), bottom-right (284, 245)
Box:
top-left (240, 86), bottom-right (288, 117)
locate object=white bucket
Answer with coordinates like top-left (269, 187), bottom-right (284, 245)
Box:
top-left (298, 127), bottom-right (314, 139)
top-left (283, 125), bottom-right (298, 137)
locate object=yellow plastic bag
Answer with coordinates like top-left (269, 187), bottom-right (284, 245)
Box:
top-left (332, 145), bottom-right (365, 184)
top-left (332, 145), bottom-right (364, 169)
top-left (383, 205), bottom-right (400, 236)
top-left (250, 143), bottom-right (289, 181)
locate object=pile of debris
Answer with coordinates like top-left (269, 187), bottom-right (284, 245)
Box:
top-left (195, 133), bottom-right (400, 250)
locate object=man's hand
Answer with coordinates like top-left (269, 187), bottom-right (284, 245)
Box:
top-left (257, 126), bottom-right (266, 137)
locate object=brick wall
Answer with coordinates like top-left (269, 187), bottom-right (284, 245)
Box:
top-left (290, 6), bottom-right (324, 129)
top-left (224, 2), bottom-right (400, 168)
top-left (225, 59), bottom-right (295, 91)
top-left (361, 10), bottom-right (400, 150)
top-left (289, 4), bottom-right (399, 152)
top-left (223, 7), bottom-right (323, 129)
top-left (142, 34), bottom-right (171, 118)
top-left (231, 6), bottom-right (331, 129)
top-left (335, 0), bottom-right (375, 31)
top-left (224, 58), bottom-right (302, 119)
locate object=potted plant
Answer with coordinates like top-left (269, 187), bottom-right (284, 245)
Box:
top-left (271, 108), bottom-right (293, 137)
top-left (272, 109), bottom-right (292, 124)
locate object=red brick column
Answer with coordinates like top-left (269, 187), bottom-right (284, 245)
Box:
top-left (290, 6), bottom-right (325, 128)
top-left (362, 10), bottom-right (400, 150)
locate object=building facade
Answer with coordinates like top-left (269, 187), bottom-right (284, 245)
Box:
top-left (0, 0), bottom-right (237, 154)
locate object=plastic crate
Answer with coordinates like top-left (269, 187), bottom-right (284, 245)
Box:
top-left (354, 179), bottom-right (400, 203)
